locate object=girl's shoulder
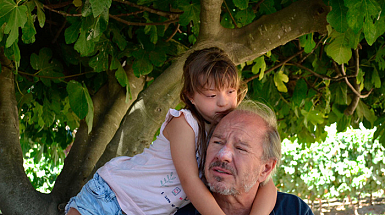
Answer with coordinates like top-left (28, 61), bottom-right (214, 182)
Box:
top-left (163, 108), bottom-right (199, 135)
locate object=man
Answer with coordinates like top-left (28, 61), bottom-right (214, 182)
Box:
top-left (176, 100), bottom-right (313, 215)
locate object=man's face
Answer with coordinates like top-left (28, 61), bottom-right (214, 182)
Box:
top-left (204, 111), bottom-right (268, 195)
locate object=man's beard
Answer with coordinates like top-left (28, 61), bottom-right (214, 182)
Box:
top-left (206, 161), bottom-right (258, 196)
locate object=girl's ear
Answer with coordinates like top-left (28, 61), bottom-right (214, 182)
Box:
top-left (187, 94), bottom-right (195, 104)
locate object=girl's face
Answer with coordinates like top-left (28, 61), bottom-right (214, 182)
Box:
top-left (190, 81), bottom-right (238, 124)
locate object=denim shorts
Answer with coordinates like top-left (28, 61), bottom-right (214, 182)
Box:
top-left (65, 173), bottom-right (125, 215)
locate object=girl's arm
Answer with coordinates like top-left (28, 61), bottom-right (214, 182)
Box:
top-left (165, 115), bottom-right (225, 215)
top-left (250, 179), bottom-right (277, 215)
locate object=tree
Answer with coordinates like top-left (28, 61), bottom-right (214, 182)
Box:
top-left (0, 0), bottom-right (384, 214)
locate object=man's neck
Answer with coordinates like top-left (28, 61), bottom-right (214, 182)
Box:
top-left (212, 185), bottom-right (259, 215)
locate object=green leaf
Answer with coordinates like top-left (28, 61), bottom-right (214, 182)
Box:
top-left (362, 0), bottom-right (382, 45)
top-left (21, 12), bottom-right (36, 44)
top-left (89, 50), bottom-right (109, 73)
top-left (74, 31), bottom-right (95, 56)
top-left (110, 26), bottom-right (127, 51)
top-left (0, 0), bottom-right (16, 20)
top-left (299, 33), bottom-right (316, 53)
top-left (73, 0), bottom-right (83, 7)
top-left (66, 80), bottom-right (90, 119)
top-left (179, 0), bottom-right (200, 27)
top-left (84, 82), bottom-right (94, 134)
top-left (292, 79), bottom-right (308, 106)
top-left (301, 109), bottom-right (324, 127)
top-left (64, 17), bottom-right (81, 44)
top-left (110, 57), bottom-right (128, 87)
top-left (88, 9), bottom-right (109, 40)
top-left (149, 50), bottom-right (166, 67)
top-left (235, 7), bottom-right (255, 27)
top-left (375, 45), bottom-right (385, 70)
top-left (133, 58), bottom-right (153, 77)
top-left (345, 0), bottom-right (364, 33)
top-left (274, 70), bottom-right (289, 92)
top-left (89, 0), bottom-right (112, 18)
top-left (330, 82), bottom-right (347, 105)
top-left (371, 66), bottom-right (381, 88)
top-left (32, 0), bottom-right (45, 28)
top-left (356, 100), bottom-right (377, 125)
top-left (144, 25), bottom-right (158, 44)
top-left (252, 56), bottom-right (266, 80)
top-left (233, 0), bottom-right (249, 10)
top-left (327, 0), bottom-right (348, 33)
top-left (221, 12), bottom-right (235, 28)
top-left (325, 30), bottom-right (352, 64)
top-left (259, 0), bottom-right (276, 15)
top-left (4, 5), bottom-right (28, 47)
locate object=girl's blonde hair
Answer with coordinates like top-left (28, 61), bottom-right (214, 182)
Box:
top-left (180, 47), bottom-right (246, 173)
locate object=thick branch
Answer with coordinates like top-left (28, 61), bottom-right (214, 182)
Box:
top-left (199, 0), bottom-right (224, 40)
top-left (220, 0), bottom-right (329, 64)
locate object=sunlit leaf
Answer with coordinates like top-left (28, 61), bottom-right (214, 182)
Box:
top-left (252, 56), bottom-right (266, 80)
top-left (274, 70), bottom-right (289, 92)
top-left (325, 30), bottom-right (352, 64)
top-left (299, 33), bottom-right (316, 53)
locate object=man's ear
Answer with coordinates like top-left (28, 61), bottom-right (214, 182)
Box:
top-left (258, 159), bottom-right (277, 182)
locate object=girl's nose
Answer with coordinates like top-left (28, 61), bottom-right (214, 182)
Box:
top-left (217, 94), bottom-right (228, 107)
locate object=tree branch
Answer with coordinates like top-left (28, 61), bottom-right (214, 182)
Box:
top-left (109, 14), bottom-right (179, 26)
top-left (221, 0), bottom-right (329, 64)
top-left (43, 5), bottom-right (82, 17)
top-left (166, 24), bottom-right (180, 42)
top-left (112, 0), bottom-right (181, 19)
top-left (341, 64), bottom-right (372, 99)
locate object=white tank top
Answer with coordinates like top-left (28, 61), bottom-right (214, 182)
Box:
top-left (98, 109), bottom-right (199, 215)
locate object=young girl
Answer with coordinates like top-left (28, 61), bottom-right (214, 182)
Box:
top-left (66, 47), bottom-right (276, 215)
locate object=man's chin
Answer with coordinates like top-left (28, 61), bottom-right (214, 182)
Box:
top-left (207, 181), bottom-right (239, 196)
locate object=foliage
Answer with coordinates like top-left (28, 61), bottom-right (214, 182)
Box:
top-left (24, 148), bottom-right (64, 193)
top-left (275, 124), bottom-right (385, 201)
top-left (0, 0), bottom-right (385, 213)
top-left (0, 0), bottom-right (384, 164)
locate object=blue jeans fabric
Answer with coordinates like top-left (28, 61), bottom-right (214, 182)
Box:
top-left (65, 173), bottom-right (125, 215)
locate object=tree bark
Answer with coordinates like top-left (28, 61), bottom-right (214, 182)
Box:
top-left (0, 49), bottom-right (57, 214)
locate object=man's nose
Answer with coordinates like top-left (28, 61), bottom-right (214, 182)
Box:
top-left (216, 145), bottom-right (233, 163)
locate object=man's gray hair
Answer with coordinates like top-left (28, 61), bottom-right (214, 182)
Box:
top-left (237, 100), bottom-right (281, 186)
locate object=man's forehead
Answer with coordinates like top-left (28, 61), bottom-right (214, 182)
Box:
top-left (213, 111), bottom-right (266, 139)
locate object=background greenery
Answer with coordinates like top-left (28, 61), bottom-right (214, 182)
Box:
top-left (1, 0), bottom-right (385, 213)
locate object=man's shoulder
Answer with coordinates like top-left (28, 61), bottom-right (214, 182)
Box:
top-left (175, 192), bottom-right (314, 215)
top-left (271, 192), bottom-right (314, 215)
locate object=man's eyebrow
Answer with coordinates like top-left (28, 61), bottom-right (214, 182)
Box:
top-left (212, 133), bottom-right (224, 139)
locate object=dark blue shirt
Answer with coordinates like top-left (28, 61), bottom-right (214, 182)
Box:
top-left (175, 192), bottom-right (314, 215)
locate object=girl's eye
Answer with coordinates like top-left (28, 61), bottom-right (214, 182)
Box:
top-left (228, 89), bottom-right (235, 94)
top-left (208, 94), bottom-right (216, 98)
